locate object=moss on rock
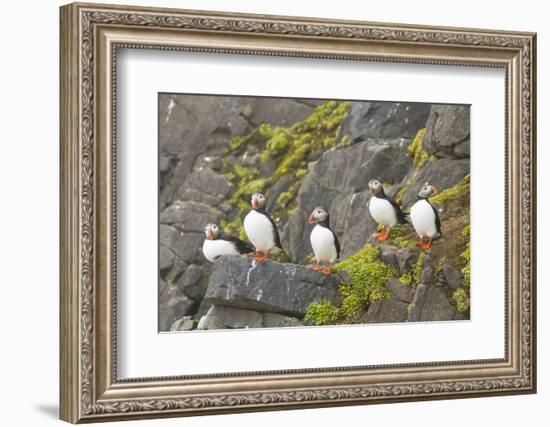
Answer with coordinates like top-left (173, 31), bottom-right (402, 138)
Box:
top-left (453, 287), bottom-right (470, 313)
top-left (430, 174), bottom-right (470, 205)
top-left (220, 101), bottom-right (351, 235)
top-left (305, 300), bottom-right (340, 326)
top-left (333, 245), bottom-right (394, 319)
top-left (399, 252), bottom-right (424, 288)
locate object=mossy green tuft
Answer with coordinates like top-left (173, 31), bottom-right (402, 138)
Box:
top-left (333, 244), bottom-right (394, 318)
top-left (305, 300), bottom-right (340, 326)
top-left (430, 174), bottom-right (470, 205)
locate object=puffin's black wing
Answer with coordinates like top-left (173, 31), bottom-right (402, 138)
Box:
top-left (264, 212), bottom-right (283, 250)
top-left (333, 231), bottom-right (341, 259)
top-left (430, 203), bottom-right (442, 236)
top-left (389, 199), bottom-right (408, 224)
top-left (220, 236), bottom-right (254, 254)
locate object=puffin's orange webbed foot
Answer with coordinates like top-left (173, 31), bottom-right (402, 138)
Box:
top-left (255, 250), bottom-right (268, 262)
top-left (418, 238), bottom-right (432, 250)
top-left (320, 267), bottom-right (331, 276)
top-left (310, 263), bottom-right (321, 272)
top-left (378, 227), bottom-right (389, 241)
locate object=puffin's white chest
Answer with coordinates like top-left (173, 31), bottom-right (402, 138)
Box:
top-left (202, 239), bottom-right (240, 263)
top-left (310, 225), bottom-right (337, 263)
top-left (244, 210), bottom-right (276, 252)
top-left (369, 196), bottom-right (398, 227)
top-left (410, 199), bottom-right (438, 238)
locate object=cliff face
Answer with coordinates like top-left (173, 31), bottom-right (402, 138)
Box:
top-left (158, 95), bottom-right (470, 332)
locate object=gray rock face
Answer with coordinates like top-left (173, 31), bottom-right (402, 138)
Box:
top-left (407, 284), bottom-right (429, 322)
top-left (198, 306), bottom-right (264, 330)
top-left (160, 201), bottom-right (223, 233)
top-left (420, 254), bottom-right (436, 285)
top-left (196, 306), bottom-right (303, 330)
top-left (423, 105), bottom-right (470, 158)
top-left (159, 95), bottom-right (319, 209)
top-left (385, 278), bottom-right (415, 303)
top-left (159, 280), bottom-right (196, 331)
top-left (400, 158), bottom-right (470, 208)
top-left (441, 264), bottom-right (462, 290)
top-left (263, 312), bottom-right (303, 328)
top-left (170, 316), bottom-right (196, 331)
top-left (364, 300), bottom-right (409, 324)
top-left (204, 256), bottom-right (338, 318)
top-left (339, 102), bottom-right (431, 143)
top-left (159, 246), bottom-right (175, 277)
top-left (285, 140), bottom-right (412, 262)
top-left (419, 286), bottom-right (456, 321)
top-left (379, 245), bottom-right (421, 275)
top-left (177, 264), bottom-right (208, 302)
top-left (160, 225), bottom-right (203, 264)
top-left (181, 168), bottom-right (234, 199)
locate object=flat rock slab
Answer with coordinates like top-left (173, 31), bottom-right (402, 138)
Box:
top-left (205, 256), bottom-right (338, 318)
top-left (363, 299), bottom-right (409, 324)
top-left (197, 306), bottom-right (303, 330)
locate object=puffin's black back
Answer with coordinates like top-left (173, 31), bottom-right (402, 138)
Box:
top-left (376, 188), bottom-right (408, 224)
top-left (255, 207), bottom-right (283, 250)
top-left (416, 195), bottom-right (442, 236)
top-left (217, 235), bottom-right (254, 254)
top-left (432, 204), bottom-right (442, 235)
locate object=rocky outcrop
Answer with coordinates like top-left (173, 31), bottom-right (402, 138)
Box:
top-left (423, 105), bottom-right (470, 158)
top-left (285, 141), bottom-right (412, 261)
top-left (196, 306), bottom-right (303, 330)
top-left (204, 256), bottom-right (338, 318)
top-left (339, 101), bottom-right (431, 142)
top-left (159, 95), bottom-right (471, 331)
top-left (398, 158), bottom-right (470, 208)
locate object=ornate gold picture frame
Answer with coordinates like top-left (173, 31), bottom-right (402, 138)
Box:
top-left (60, 2), bottom-right (536, 423)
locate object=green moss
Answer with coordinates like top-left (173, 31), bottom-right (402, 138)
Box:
top-left (393, 236), bottom-right (416, 249)
top-left (399, 272), bottom-right (413, 286)
top-left (221, 101), bottom-right (351, 244)
top-left (399, 252), bottom-right (424, 288)
top-left (407, 128), bottom-right (430, 168)
top-left (461, 224), bottom-right (471, 288)
top-left (276, 191), bottom-right (293, 206)
top-left (430, 174), bottom-right (470, 205)
top-left (333, 245), bottom-right (393, 318)
top-left (453, 287), bottom-right (470, 313)
top-left (389, 226), bottom-right (406, 237)
top-left (228, 135), bottom-right (247, 152)
top-left (339, 134), bottom-right (351, 147)
top-left (220, 216), bottom-right (247, 241)
top-left (305, 300), bottom-right (340, 326)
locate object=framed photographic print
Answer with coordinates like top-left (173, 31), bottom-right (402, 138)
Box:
top-left (60, 2), bottom-right (537, 423)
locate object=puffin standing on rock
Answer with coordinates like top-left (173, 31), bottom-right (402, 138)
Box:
top-left (307, 207), bottom-right (340, 276)
top-left (202, 223), bottom-right (254, 263)
top-left (367, 179), bottom-right (407, 241)
top-left (410, 183), bottom-right (441, 250)
top-left (244, 192), bottom-right (282, 262)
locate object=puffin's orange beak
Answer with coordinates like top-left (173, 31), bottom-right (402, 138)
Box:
top-left (252, 198), bottom-right (258, 209)
top-left (431, 186), bottom-right (439, 195)
top-left (207, 229), bottom-right (213, 239)
top-left (368, 188), bottom-right (373, 195)
top-left (307, 212), bottom-right (316, 224)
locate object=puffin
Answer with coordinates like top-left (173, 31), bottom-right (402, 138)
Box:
top-left (307, 207), bottom-right (340, 276)
top-left (367, 179), bottom-right (407, 241)
top-left (410, 183), bottom-right (441, 250)
top-left (202, 223), bottom-right (253, 263)
top-left (243, 192), bottom-right (282, 262)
